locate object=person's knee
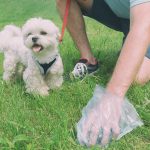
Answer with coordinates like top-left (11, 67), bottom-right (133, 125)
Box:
top-left (56, 0), bottom-right (60, 6)
top-left (135, 57), bottom-right (150, 85)
top-left (56, 0), bottom-right (69, 16)
top-left (77, 0), bottom-right (93, 10)
top-left (134, 70), bottom-right (150, 85)
top-left (56, 0), bottom-right (65, 8)
top-left (56, 0), bottom-right (80, 12)
top-left (134, 75), bottom-right (147, 85)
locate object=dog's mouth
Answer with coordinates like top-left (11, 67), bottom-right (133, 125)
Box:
top-left (32, 44), bottom-right (44, 52)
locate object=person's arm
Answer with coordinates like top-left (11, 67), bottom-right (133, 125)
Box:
top-left (107, 3), bottom-right (150, 97)
top-left (77, 3), bottom-right (150, 147)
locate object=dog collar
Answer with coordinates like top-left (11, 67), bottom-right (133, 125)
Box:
top-left (37, 56), bottom-right (58, 75)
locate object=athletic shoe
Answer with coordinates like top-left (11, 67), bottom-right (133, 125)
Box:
top-left (71, 59), bottom-right (99, 78)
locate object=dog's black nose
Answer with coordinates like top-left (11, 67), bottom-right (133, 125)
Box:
top-left (32, 37), bottom-right (38, 43)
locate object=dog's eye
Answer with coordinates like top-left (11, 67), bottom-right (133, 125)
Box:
top-left (40, 31), bottom-right (47, 35)
top-left (27, 33), bottom-right (32, 36)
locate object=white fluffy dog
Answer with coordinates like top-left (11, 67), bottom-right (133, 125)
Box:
top-left (0, 18), bottom-right (64, 95)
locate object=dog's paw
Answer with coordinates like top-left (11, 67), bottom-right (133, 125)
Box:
top-left (38, 88), bottom-right (49, 96)
top-left (3, 74), bottom-right (15, 84)
top-left (49, 76), bottom-right (63, 90)
top-left (26, 86), bottom-right (49, 96)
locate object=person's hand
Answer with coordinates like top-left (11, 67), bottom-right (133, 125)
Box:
top-left (77, 87), bottom-right (123, 147)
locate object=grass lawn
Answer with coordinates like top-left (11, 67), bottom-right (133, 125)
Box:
top-left (0, 0), bottom-right (150, 149)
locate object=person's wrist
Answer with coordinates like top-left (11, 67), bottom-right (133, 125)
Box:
top-left (106, 83), bottom-right (126, 99)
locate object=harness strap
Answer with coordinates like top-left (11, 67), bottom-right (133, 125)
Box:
top-left (59, 0), bottom-right (71, 43)
top-left (37, 58), bottom-right (57, 75)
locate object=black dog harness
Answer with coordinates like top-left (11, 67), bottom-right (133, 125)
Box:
top-left (37, 57), bottom-right (57, 75)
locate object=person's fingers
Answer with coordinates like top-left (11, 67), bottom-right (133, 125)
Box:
top-left (77, 117), bottom-right (89, 145)
top-left (87, 123), bottom-right (99, 146)
top-left (77, 110), bottom-right (97, 144)
top-left (112, 123), bottom-right (120, 139)
top-left (101, 127), bottom-right (111, 146)
top-left (77, 122), bottom-right (86, 145)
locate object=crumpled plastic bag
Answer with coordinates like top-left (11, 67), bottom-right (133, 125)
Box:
top-left (77, 85), bottom-right (143, 147)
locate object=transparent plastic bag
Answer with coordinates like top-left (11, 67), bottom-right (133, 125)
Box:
top-left (77, 85), bottom-right (143, 147)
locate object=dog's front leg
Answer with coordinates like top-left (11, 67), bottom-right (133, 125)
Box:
top-left (46, 74), bottom-right (63, 90)
top-left (23, 66), bottom-right (49, 96)
top-left (46, 56), bottom-right (64, 89)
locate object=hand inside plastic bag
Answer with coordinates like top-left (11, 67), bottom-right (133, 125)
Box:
top-left (77, 85), bottom-right (143, 147)
top-left (77, 90), bottom-right (122, 146)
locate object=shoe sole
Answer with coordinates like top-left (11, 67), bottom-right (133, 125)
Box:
top-left (70, 69), bottom-right (99, 80)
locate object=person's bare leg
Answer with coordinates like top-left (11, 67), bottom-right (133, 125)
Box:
top-left (56, 0), bottom-right (96, 64)
top-left (135, 57), bottom-right (150, 84)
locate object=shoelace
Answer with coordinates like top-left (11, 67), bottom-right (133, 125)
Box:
top-left (72, 63), bottom-right (88, 78)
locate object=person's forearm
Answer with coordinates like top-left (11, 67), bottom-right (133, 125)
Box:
top-left (106, 26), bottom-right (150, 98)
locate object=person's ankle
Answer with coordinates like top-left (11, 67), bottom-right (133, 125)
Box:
top-left (90, 57), bottom-right (97, 64)
top-left (80, 56), bottom-right (97, 65)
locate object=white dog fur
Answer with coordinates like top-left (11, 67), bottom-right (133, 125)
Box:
top-left (0, 18), bottom-right (64, 95)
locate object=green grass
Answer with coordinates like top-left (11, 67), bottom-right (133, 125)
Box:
top-left (0, 0), bottom-right (150, 149)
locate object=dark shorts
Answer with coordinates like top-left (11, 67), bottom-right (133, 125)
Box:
top-left (81, 0), bottom-right (150, 59)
